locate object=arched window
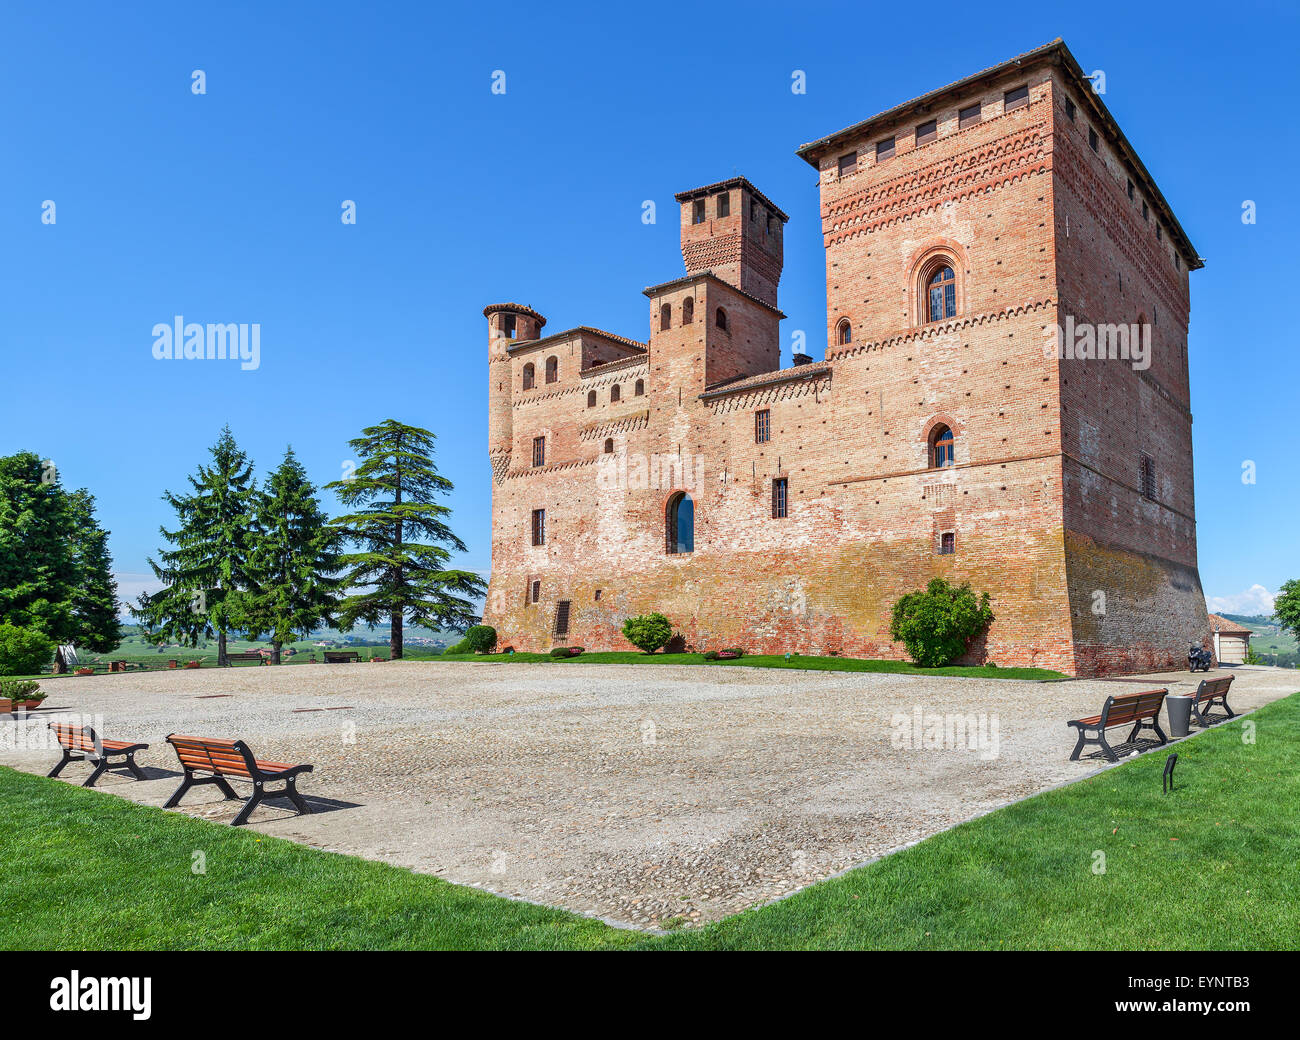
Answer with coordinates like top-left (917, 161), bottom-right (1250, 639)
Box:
top-left (923, 263), bottom-right (957, 322)
top-left (715, 307), bottom-right (728, 331)
top-left (929, 424), bottom-right (955, 468)
top-left (660, 303), bottom-right (672, 331)
top-left (587, 390), bottom-right (597, 408)
top-left (545, 356), bottom-right (558, 383)
top-left (666, 492), bottom-right (694, 554)
top-left (611, 384), bottom-right (621, 403)
top-left (522, 363), bottom-right (535, 390)
top-left (682, 297), bottom-right (694, 324)
top-left (603, 438), bottom-right (614, 454)
top-left (634, 378), bottom-right (644, 396)
top-left (836, 319), bottom-right (852, 345)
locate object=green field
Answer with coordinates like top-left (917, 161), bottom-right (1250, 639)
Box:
top-left (4, 691), bottom-right (1294, 950)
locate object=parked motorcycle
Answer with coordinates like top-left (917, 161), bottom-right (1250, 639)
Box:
top-left (1188, 642), bottom-right (1214, 673)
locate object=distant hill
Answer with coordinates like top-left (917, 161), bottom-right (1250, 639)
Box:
top-left (1220, 613), bottom-right (1297, 666)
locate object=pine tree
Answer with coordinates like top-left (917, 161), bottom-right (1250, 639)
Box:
top-left (244, 448), bottom-right (344, 664)
top-left (67, 490), bottom-right (121, 652)
top-left (136, 427), bottom-right (259, 665)
top-left (325, 420), bottom-right (485, 659)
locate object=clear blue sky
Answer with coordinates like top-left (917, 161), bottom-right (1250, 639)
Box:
top-left (1, 0), bottom-right (1296, 617)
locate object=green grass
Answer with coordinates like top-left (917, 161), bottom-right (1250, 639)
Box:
top-left (437, 650), bottom-right (1065, 681)
top-left (3, 693), bottom-right (1297, 950)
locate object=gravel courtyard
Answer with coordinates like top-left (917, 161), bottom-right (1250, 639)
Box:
top-left (2, 662), bottom-right (1293, 928)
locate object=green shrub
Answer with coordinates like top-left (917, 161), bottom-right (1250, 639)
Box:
top-left (723, 647), bottom-right (745, 657)
top-left (889, 578), bottom-right (994, 668)
top-left (622, 613), bottom-right (674, 654)
top-left (0, 625), bottom-right (55, 677)
top-left (464, 625), bottom-right (497, 654)
top-left (703, 650), bottom-right (720, 661)
top-left (444, 638), bottom-right (470, 655)
top-left (0, 679), bottom-right (44, 701)
top-left (549, 646), bottom-right (585, 659)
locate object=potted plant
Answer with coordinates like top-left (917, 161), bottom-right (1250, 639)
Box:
top-left (75, 667), bottom-right (95, 676)
top-left (183, 660), bottom-right (201, 669)
top-left (0, 680), bottom-right (46, 710)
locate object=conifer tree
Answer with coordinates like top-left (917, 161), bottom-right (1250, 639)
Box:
top-left (326, 420), bottom-right (485, 659)
top-left (244, 448), bottom-right (344, 664)
top-left (136, 427), bottom-right (258, 665)
top-left (67, 489), bottom-right (121, 652)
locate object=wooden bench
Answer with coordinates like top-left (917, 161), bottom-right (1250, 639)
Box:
top-left (1190, 675), bottom-right (1236, 727)
top-left (48, 723), bottom-right (149, 788)
top-left (1067, 688), bottom-right (1169, 762)
top-left (323, 650), bottom-right (360, 664)
top-left (165, 734), bottom-right (313, 826)
top-left (224, 651), bottom-right (265, 666)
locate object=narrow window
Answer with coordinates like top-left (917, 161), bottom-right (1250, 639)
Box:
top-left (522, 362), bottom-right (535, 390)
top-left (1156, 224), bottom-right (1163, 241)
top-left (1004, 84), bottom-right (1029, 113)
top-left (634, 378), bottom-right (645, 396)
top-left (924, 264), bottom-right (957, 322)
top-left (1140, 454), bottom-right (1157, 501)
top-left (545, 355), bottom-right (558, 383)
top-left (666, 492), bottom-right (694, 554)
top-left (660, 303), bottom-right (672, 331)
top-left (876, 136), bottom-right (895, 161)
top-left (715, 307), bottom-right (728, 331)
top-left (716, 192), bottom-right (730, 217)
top-left (772, 477), bottom-right (788, 519)
top-left (603, 438), bottom-right (614, 454)
top-left (1142, 200), bottom-right (1149, 222)
top-left (531, 508), bottom-right (546, 546)
top-left (530, 580), bottom-right (540, 604)
top-left (1064, 96), bottom-right (1076, 122)
top-left (939, 532), bottom-right (955, 555)
top-left (692, 199), bottom-right (706, 224)
top-left (554, 600), bottom-right (571, 637)
top-left (532, 435), bottom-right (545, 468)
top-left (1127, 178), bottom-right (1134, 200)
top-left (755, 409), bottom-right (771, 444)
top-left (587, 390), bottom-right (596, 408)
top-left (749, 199), bottom-right (757, 222)
top-left (594, 589), bottom-right (602, 601)
top-left (836, 319), bottom-right (852, 345)
top-left (502, 313), bottom-right (517, 339)
top-left (682, 297), bottom-right (694, 324)
top-left (915, 119), bottom-right (937, 145)
top-left (958, 103), bottom-right (982, 129)
top-left (930, 424), bottom-right (955, 468)
top-left (1088, 127), bottom-right (1099, 151)
top-left (611, 384), bottom-right (621, 403)
top-left (837, 152), bottom-right (857, 177)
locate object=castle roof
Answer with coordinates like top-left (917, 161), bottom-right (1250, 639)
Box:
top-left (506, 326), bottom-right (647, 355)
top-left (795, 38), bottom-right (1202, 271)
top-left (699, 359), bottom-right (831, 399)
top-left (482, 302), bottom-right (547, 326)
top-left (643, 270), bottom-right (787, 318)
top-left (674, 177), bottom-right (790, 222)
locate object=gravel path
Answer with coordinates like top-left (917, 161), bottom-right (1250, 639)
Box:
top-left (2, 662), bottom-right (1293, 929)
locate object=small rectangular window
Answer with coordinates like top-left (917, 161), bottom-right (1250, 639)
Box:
top-left (531, 508), bottom-right (546, 546)
top-left (915, 119), bottom-right (937, 145)
top-left (594, 589), bottom-right (602, 601)
top-left (554, 600), bottom-right (571, 638)
top-left (1140, 455), bottom-right (1157, 501)
top-left (1064, 96), bottom-right (1076, 122)
top-left (532, 435), bottom-right (545, 468)
top-left (837, 152), bottom-right (857, 177)
top-left (530, 579), bottom-right (540, 604)
top-left (755, 409), bottom-right (771, 444)
top-left (1127, 178), bottom-right (1134, 200)
top-left (939, 532), bottom-right (955, 555)
top-left (1004, 85), bottom-right (1029, 112)
top-left (1156, 224), bottom-right (1163, 241)
top-left (749, 199), bottom-right (758, 222)
top-left (772, 477), bottom-right (788, 519)
top-left (958, 103), bottom-right (982, 129)
top-left (1088, 127), bottom-right (1099, 152)
top-left (692, 199), bottom-right (706, 225)
top-left (716, 192), bottom-right (730, 218)
top-left (1142, 201), bottom-right (1149, 222)
top-left (876, 137), bottom-right (895, 161)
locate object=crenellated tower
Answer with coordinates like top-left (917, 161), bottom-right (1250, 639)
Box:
top-left (483, 302), bottom-right (545, 475)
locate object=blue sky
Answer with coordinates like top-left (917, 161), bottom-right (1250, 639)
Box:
top-left (1, 0), bottom-right (1296, 617)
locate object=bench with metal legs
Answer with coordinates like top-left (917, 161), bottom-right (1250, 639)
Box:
top-left (1068, 689), bottom-right (1169, 763)
top-left (47, 723), bottom-right (149, 787)
top-left (164, 734), bottom-right (313, 826)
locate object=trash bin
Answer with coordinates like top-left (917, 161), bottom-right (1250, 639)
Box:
top-left (1166, 694), bottom-right (1193, 739)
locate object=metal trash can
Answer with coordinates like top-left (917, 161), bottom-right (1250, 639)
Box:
top-left (1166, 694), bottom-right (1193, 739)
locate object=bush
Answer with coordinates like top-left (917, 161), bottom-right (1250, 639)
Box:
top-left (0, 679), bottom-right (44, 701)
top-left (889, 578), bottom-right (994, 668)
top-left (550, 646), bottom-right (585, 659)
top-left (444, 638), bottom-right (470, 655)
top-left (0, 625), bottom-right (55, 677)
top-left (723, 647), bottom-right (745, 657)
top-left (622, 613), bottom-right (674, 654)
top-left (464, 625), bottom-right (497, 654)
top-left (703, 650), bottom-right (719, 661)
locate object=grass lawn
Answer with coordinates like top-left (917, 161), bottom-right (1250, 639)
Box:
top-left (437, 650), bottom-right (1066, 681)
top-left (3, 692), bottom-right (1296, 950)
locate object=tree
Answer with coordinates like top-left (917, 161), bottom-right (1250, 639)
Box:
top-left (0, 452), bottom-right (119, 652)
top-left (325, 420), bottom-right (485, 659)
top-left (622, 613), bottom-right (674, 654)
top-left (1274, 579), bottom-right (1300, 645)
top-left (135, 427), bottom-right (259, 666)
top-left (889, 578), bottom-right (994, 668)
top-left (243, 448), bottom-right (345, 664)
top-left (0, 623), bottom-right (55, 676)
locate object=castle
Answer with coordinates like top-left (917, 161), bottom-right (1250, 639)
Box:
top-left (482, 39), bottom-right (1207, 677)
